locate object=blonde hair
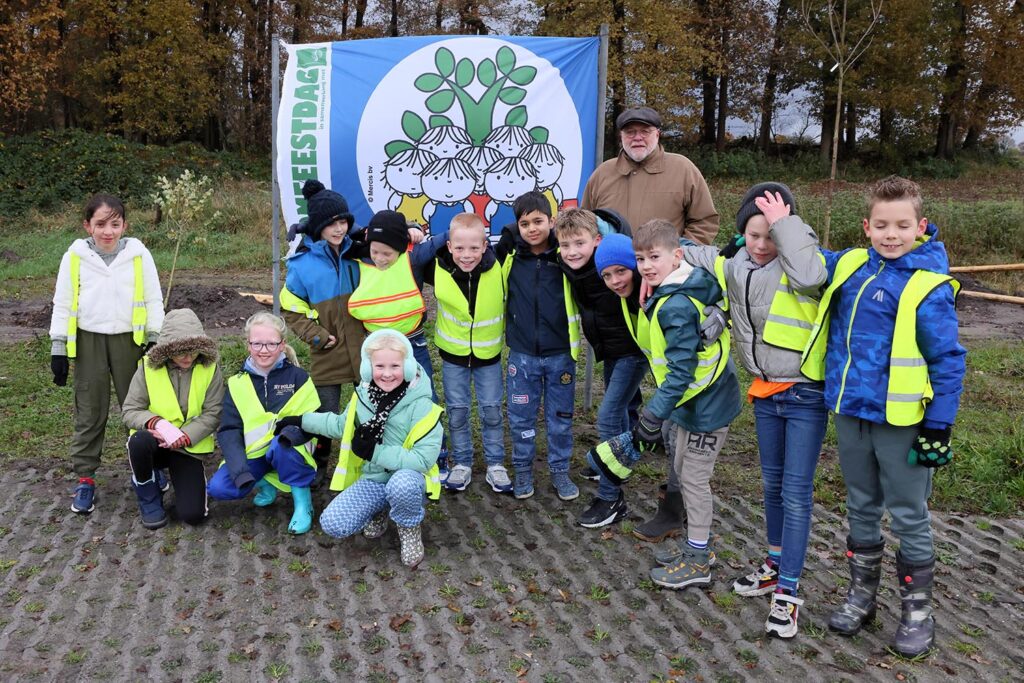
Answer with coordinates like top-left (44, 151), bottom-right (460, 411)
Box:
top-left (244, 311), bottom-right (298, 365)
top-left (632, 219), bottom-right (679, 252)
top-left (553, 208), bottom-right (599, 239)
top-left (363, 330), bottom-right (409, 359)
top-left (868, 175), bottom-right (923, 221)
top-left (449, 212), bottom-right (487, 240)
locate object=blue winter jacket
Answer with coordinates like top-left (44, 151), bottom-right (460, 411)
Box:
top-left (820, 224), bottom-right (966, 429)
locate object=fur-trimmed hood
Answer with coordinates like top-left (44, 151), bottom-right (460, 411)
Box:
top-left (146, 308), bottom-right (218, 368)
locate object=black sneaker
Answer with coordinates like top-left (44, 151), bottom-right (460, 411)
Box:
top-left (580, 464), bottom-right (601, 481)
top-left (578, 493), bottom-right (627, 528)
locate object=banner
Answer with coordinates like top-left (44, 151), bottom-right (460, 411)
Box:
top-left (277, 35), bottom-right (600, 240)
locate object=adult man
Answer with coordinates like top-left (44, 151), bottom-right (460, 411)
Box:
top-left (581, 107), bottom-right (719, 245)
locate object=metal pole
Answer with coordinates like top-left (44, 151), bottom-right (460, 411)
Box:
top-left (271, 37), bottom-right (282, 317)
top-left (584, 24), bottom-right (610, 413)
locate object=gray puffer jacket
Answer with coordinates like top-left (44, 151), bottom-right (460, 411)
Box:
top-left (684, 215), bottom-right (826, 382)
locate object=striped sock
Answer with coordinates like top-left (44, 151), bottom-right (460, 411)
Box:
top-left (687, 538), bottom-right (708, 550)
top-left (777, 574), bottom-right (799, 595)
top-left (767, 550), bottom-right (781, 569)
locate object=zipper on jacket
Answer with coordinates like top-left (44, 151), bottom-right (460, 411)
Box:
top-left (534, 258), bottom-right (541, 355)
top-left (467, 274), bottom-right (475, 368)
top-left (835, 261), bottom-right (885, 412)
top-left (744, 269), bottom-right (764, 379)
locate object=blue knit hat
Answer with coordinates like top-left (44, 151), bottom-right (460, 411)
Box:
top-left (595, 233), bottom-right (636, 274)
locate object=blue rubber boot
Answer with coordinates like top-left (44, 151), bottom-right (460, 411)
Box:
top-left (288, 486), bottom-right (313, 535)
top-left (253, 478), bottom-right (277, 507)
top-left (132, 477), bottom-right (168, 530)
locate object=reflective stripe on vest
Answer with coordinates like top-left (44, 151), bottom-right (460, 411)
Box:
top-left (433, 265), bottom-right (505, 360)
top-left (330, 394), bottom-right (444, 500)
top-left (636, 296), bottom-right (730, 404)
top-left (132, 362), bottom-right (217, 453)
top-left (280, 285), bottom-right (319, 320)
top-left (348, 253), bottom-right (426, 335)
top-left (713, 255), bottom-right (729, 312)
top-left (500, 254), bottom-right (582, 361)
top-left (66, 253), bottom-right (146, 358)
top-left (226, 373), bottom-right (321, 492)
top-left (761, 253), bottom-right (826, 352)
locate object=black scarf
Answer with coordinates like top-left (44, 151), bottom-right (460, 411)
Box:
top-left (360, 380), bottom-right (410, 443)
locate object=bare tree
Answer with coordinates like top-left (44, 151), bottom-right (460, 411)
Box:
top-left (800, 0), bottom-right (881, 247)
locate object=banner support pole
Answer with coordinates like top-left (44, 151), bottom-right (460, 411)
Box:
top-left (584, 24), bottom-right (610, 414)
top-left (271, 37), bottom-right (282, 317)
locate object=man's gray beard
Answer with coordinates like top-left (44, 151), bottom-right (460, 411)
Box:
top-left (624, 146), bottom-right (654, 163)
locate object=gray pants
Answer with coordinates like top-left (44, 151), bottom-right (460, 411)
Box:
top-left (71, 330), bottom-right (144, 477)
top-left (672, 424), bottom-right (729, 544)
top-left (834, 414), bottom-right (933, 562)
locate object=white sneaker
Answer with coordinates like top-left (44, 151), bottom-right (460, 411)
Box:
top-left (765, 592), bottom-right (803, 639)
top-left (732, 562), bottom-right (779, 596)
top-left (444, 464), bottom-right (472, 491)
top-left (485, 465), bottom-right (513, 493)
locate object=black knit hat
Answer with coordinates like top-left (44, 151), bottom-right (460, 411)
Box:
top-left (366, 210), bottom-right (411, 254)
top-left (735, 182), bottom-right (797, 233)
top-left (301, 180), bottom-right (354, 242)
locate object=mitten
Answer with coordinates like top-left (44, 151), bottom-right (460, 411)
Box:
top-left (632, 407), bottom-right (664, 454)
top-left (718, 234), bottom-right (745, 259)
top-left (51, 355), bottom-right (69, 386)
top-left (352, 424), bottom-right (377, 461)
top-left (907, 426), bottom-right (953, 468)
top-left (700, 305), bottom-right (728, 345)
top-left (274, 415), bottom-right (303, 434)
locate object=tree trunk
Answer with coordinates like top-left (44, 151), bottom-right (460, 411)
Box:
top-left (292, 0), bottom-right (302, 43)
top-left (355, 0), bottom-right (367, 28)
top-left (843, 101), bottom-right (856, 155)
top-left (341, 0), bottom-right (349, 35)
top-left (716, 73), bottom-right (728, 152)
top-left (700, 67), bottom-right (717, 145)
top-left (819, 67), bottom-right (837, 164)
top-left (878, 106), bottom-right (894, 147)
top-left (757, 0), bottom-right (790, 151)
top-left (935, 0), bottom-right (967, 159)
top-left (435, 0), bottom-right (443, 30)
top-left (390, 0), bottom-right (398, 35)
top-left (962, 0), bottom-right (1023, 150)
top-left (609, 0), bottom-right (626, 156)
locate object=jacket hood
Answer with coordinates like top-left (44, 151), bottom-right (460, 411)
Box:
top-left (146, 308), bottom-right (217, 368)
top-left (359, 329), bottom-right (420, 384)
top-left (869, 223), bottom-right (949, 273)
top-left (71, 236), bottom-right (147, 261)
top-left (650, 262), bottom-right (722, 306)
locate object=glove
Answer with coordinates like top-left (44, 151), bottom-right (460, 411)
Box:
top-left (700, 305), bottom-right (728, 345)
top-left (907, 427), bottom-right (953, 468)
top-left (51, 355), bottom-right (69, 386)
top-left (718, 234), bottom-right (745, 259)
top-left (632, 408), bottom-right (664, 454)
top-left (352, 424), bottom-right (377, 461)
top-left (274, 415), bottom-right (303, 435)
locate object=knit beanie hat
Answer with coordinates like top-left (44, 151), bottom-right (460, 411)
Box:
top-left (734, 182), bottom-right (797, 234)
top-left (366, 210), bottom-right (411, 254)
top-left (594, 232), bottom-right (637, 274)
top-left (302, 180), bottom-right (354, 242)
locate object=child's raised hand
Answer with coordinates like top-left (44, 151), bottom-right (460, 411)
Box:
top-left (408, 226), bottom-right (426, 244)
top-left (754, 191), bottom-right (791, 227)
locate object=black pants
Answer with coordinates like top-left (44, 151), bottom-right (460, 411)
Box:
top-left (127, 431), bottom-right (208, 525)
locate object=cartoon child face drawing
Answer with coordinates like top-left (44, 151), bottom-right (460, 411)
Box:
top-left (483, 157), bottom-right (538, 203)
top-left (421, 157), bottom-right (477, 205)
top-left (483, 125), bottom-right (534, 158)
top-left (384, 148), bottom-right (439, 196)
top-left (456, 145), bottom-right (504, 193)
top-left (519, 143), bottom-right (565, 191)
top-left (417, 125), bottom-right (474, 158)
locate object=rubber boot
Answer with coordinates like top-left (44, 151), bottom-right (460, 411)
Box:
top-left (310, 439), bottom-right (332, 490)
top-left (132, 477), bottom-right (168, 530)
top-left (829, 536), bottom-right (884, 635)
top-left (633, 489), bottom-right (686, 542)
top-left (893, 552), bottom-right (935, 657)
top-left (253, 478), bottom-right (277, 507)
top-left (397, 524), bottom-right (424, 567)
top-left (288, 486), bottom-right (313, 535)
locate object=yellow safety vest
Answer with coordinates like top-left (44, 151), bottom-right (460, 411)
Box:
top-left (631, 296), bottom-right (730, 404)
top-left (131, 362), bottom-right (217, 454)
top-left (433, 265), bottom-right (505, 360)
top-left (713, 255), bottom-right (729, 312)
top-left (67, 253), bottom-right (146, 358)
top-left (500, 253), bottom-right (582, 360)
top-left (226, 373), bottom-right (321, 492)
top-left (329, 393), bottom-right (444, 500)
top-left (347, 253), bottom-right (426, 335)
top-left (761, 253), bottom-right (826, 352)
top-left (800, 249), bottom-right (959, 426)
top-left (280, 284), bottom-right (319, 321)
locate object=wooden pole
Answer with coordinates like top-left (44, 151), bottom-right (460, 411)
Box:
top-left (951, 263), bottom-right (1024, 273)
top-left (960, 290), bottom-right (1024, 305)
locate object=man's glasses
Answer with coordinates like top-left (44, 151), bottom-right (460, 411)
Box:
top-left (248, 341), bottom-right (283, 351)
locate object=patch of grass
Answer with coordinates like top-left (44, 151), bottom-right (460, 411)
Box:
top-left (363, 635), bottom-right (388, 655)
top-left (590, 626), bottom-right (609, 642)
top-left (64, 650), bottom-right (85, 665)
top-left (429, 562), bottom-right (450, 575)
top-left (438, 582), bottom-right (461, 598)
top-left (300, 638), bottom-right (324, 657)
top-left (264, 662), bottom-right (289, 679)
top-left (958, 623), bottom-right (984, 638)
top-left (195, 672), bottom-right (223, 683)
top-left (588, 584), bottom-right (611, 601)
top-left (352, 580), bottom-right (368, 595)
top-left (23, 602), bottom-right (44, 613)
top-left (950, 640), bottom-right (980, 656)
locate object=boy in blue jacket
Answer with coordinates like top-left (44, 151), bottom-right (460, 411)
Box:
top-left (800, 175), bottom-right (966, 657)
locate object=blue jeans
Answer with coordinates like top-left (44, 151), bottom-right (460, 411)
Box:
top-left (595, 354), bottom-right (648, 500)
top-left (752, 382), bottom-right (829, 589)
top-left (506, 350), bottom-right (575, 474)
top-left (441, 361), bottom-right (505, 468)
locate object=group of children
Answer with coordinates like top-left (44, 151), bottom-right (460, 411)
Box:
top-left (49, 174), bottom-right (964, 656)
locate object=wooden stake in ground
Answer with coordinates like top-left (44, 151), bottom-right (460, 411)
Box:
top-left (960, 290), bottom-right (1024, 305)
top-left (951, 264), bottom-right (1024, 274)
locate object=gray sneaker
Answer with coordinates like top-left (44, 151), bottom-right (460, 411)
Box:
top-left (444, 464), bottom-right (472, 491)
top-left (485, 465), bottom-right (513, 493)
top-left (650, 544), bottom-right (713, 589)
top-left (551, 471), bottom-right (579, 501)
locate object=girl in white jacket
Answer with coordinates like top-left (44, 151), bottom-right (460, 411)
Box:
top-left (49, 194), bottom-right (164, 514)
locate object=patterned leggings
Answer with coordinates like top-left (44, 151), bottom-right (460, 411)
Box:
top-left (319, 470), bottom-right (426, 537)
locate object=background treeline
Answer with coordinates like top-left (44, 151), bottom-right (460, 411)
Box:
top-left (1, 0), bottom-right (1022, 161)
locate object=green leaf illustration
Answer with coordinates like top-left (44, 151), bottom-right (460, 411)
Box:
top-left (414, 73), bottom-right (445, 92)
top-left (385, 140), bottom-right (415, 158)
top-left (426, 90), bottom-right (456, 113)
top-left (505, 106), bottom-right (527, 127)
top-left (429, 115), bottom-right (454, 128)
top-left (435, 48), bottom-right (455, 78)
top-left (496, 46), bottom-right (516, 75)
top-left (507, 66), bottom-right (537, 86)
top-left (498, 87), bottom-right (526, 105)
top-left (455, 58), bottom-right (475, 88)
top-left (477, 59), bottom-right (497, 87)
top-left (401, 111), bottom-right (427, 142)
top-left (529, 127), bottom-right (549, 144)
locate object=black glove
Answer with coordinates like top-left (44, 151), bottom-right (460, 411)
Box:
top-left (907, 427), bottom-right (953, 468)
top-left (700, 305), bottom-right (728, 345)
top-left (51, 355), bottom-right (69, 386)
top-left (718, 234), bottom-right (745, 259)
top-left (352, 424), bottom-right (377, 461)
top-left (274, 415), bottom-right (303, 435)
top-left (632, 407), bottom-right (664, 454)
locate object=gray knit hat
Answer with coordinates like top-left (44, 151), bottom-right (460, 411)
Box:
top-left (735, 182), bottom-right (797, 233)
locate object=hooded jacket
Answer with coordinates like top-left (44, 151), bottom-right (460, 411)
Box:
top-left (122, 309), bottom-right (224, 459)
top-left (559, 251), bottom-right (642, 362)
top-left (644, 263), bottom-right (741, 433)
top-left (816, 224), bottom-right (965, 429)
top-left (301, 331), bottom-right (442, 485)
top-left (683, 214), bottom-right (827, 382)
